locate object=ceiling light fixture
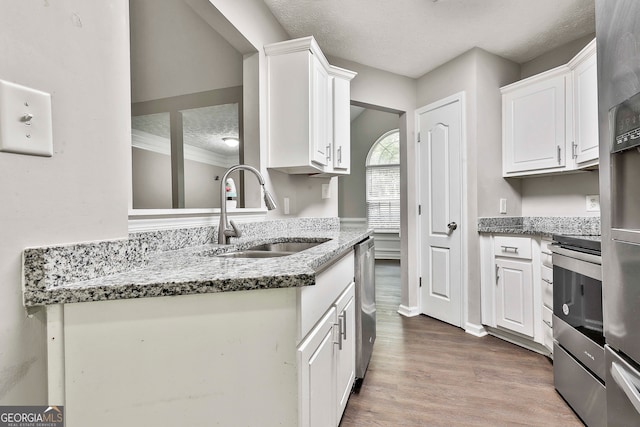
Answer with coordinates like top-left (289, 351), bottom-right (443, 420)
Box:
top-left (222, 137), bottom-right (240, 147)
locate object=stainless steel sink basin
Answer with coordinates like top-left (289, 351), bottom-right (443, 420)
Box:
top-left (216, 250), bottom-right (291, 259)
top-left (215, 239), bottom-right (329, 259)
top-left (245, 241), bottom-right (327, 252)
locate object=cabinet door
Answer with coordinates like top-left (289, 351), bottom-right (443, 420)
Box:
top-left (332, 75), bottom-right (351, 172)
top-left (495, 258), bottom-right (534, 337)
top-left (572, 51), bottom-right (599, 165)
top-left (334, 283), bottom-right (355, 422)
top-left (311, 54), bottom-right (331, 167)
top-left (503, 74), bottom-right (567, 175)
top-left (298, 306), bottom-right (336, 427)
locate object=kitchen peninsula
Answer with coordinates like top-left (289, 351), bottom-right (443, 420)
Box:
top-left (24, 218), bottom-right (371, 427)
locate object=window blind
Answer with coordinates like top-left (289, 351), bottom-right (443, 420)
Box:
top-left (366, 165), bottom-right (400, 230)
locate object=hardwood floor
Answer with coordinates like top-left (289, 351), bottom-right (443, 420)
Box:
top-left (340, 260), bottom-right (583, 427)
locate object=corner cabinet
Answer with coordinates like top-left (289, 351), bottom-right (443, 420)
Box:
top-left (481, 234), bottom-right (549, 355)
top-left (502, 39), bottom-right (598, 177)
top-left (265, 36), bottom-right (357, 176)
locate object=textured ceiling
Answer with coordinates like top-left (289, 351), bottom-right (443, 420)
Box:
top-left (131, 103), bottom-right (239, 156)
top-left (262, 0), bottom-right (595, 78)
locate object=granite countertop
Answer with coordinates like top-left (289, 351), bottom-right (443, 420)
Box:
top-left (477, 216), bottom-right (601, 237)
top-left (23, 218), bottom-right (372, 307)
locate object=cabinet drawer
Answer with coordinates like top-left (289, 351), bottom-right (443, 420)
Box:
top-left (541, 239), bottom-right (553, 268)
top-left (494, 236), bottom-right (532, 260)
top-left (542, 266), bottom-right (553, 309)
top-left (543, 306), bottom-right (554, 353)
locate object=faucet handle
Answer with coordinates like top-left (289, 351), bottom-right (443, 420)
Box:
top-left (224, 220), bottom-right (242, 239)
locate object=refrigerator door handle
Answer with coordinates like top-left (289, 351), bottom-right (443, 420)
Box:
top-left (612, 361), bottom-right (640, 415)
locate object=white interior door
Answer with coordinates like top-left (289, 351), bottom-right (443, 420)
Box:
top-left (418, 95), bottom-right (463, 327)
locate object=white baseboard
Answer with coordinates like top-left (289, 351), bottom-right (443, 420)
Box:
top-left (486, 327), bottom-right (551, 357)
top-left (397, 305), bottom-right (420, 317)
top-left (465, 322), bottom-right (488, 337)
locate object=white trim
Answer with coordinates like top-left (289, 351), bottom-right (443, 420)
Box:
top-left (415, 91), bottom-right (469, 330)
top-left (373, 232), bottom-right (401, 260)
top-left (465, 322), bottom-right (488, 337)
top-left (46, 304), bottom-right (65, 406)
top-left (128, 208), bottom-right (267, 232)
top-left (339, 217), bottom-right (367, 227)
top-left (397, 304), bottom-right (420, 317)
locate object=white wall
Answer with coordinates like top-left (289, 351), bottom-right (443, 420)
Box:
top-left (0, 0), bottom-right (131, 404)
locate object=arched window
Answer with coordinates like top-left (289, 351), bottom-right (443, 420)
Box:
top-left (366, 130), bottom-right (400, 230)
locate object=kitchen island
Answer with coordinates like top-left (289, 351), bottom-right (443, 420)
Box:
top-left (24, 218), bottom-right (371, 427)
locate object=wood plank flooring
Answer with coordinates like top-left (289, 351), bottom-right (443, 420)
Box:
top-left (340, 260), bottom-right (583, 427)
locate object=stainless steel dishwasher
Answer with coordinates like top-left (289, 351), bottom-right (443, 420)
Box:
top-left (354, 236), bottom-right (376, 389)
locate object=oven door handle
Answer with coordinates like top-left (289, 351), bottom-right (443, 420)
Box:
top-left (611, 361), bottom-right (640, 415)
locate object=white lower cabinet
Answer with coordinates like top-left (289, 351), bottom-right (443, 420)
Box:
top-left (495, 258), bottom-right (534, 337)
top-left (481, 234), bottom-right (547, 354)
top-left (54, 251), bottom-right (356, 427)
top-left (298, 282), bottom-right (355, 427)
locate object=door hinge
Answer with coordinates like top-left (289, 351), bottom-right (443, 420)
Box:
top-left (417, 132), bottom-right (421, 143)
top-left (418, 205), bottom-right (422, 215)
top-left (419, 277), bottom-right (422, 287)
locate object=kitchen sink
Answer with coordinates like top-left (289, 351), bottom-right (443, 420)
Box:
top-left (215, 239), bottom-right (329, 259)
top-left (245, 241), bottom-right (327, 252)
top-left (216, 250), bottom-right (291, 258)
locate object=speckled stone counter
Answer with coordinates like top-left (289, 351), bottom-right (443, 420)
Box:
top-left (478, 216), bottom-right (600, 237)
top-left (23, 218), bottom-right (372, 307)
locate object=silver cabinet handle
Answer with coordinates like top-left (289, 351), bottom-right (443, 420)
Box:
top-left (611, 361), bottom-right (640, 416)
top-left (557, 145), bottom-right (562, 164)
top-left (334, 314), bottom-right (345, 350)
top-left (496, 265), bottom-right (500, 285)
top-left (447, 222), bottom-right (458, 231)
top-left (340, 311), bottom-right (346, 341)
top-left (572, 141), bottom-right (578, 159)
top-left (337, 146), bottom-right (342, 164)
top-left (501, 245), bottom-right (519, 253)
top-left (542, 278), bottom-right (553, 285)
top-left (543, 320), bottom-right (552, 328)
top-left (326, 144), bottom-right (332, 161)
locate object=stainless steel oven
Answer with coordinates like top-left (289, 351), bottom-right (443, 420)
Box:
top-left (552, 235), bottom-right (605, 427)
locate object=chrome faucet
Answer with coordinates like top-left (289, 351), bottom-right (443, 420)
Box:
top-left (218, 164), bottom-right (277, 244)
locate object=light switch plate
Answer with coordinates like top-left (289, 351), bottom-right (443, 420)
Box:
top-left (0, 79), bottom-right (53, 157)
top-left (499, 198), bottom-right (507, 214)
top-left (321, 184), bottom-right (330, 199)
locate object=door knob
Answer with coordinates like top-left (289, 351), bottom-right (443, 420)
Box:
top-left (447, 222), bottom-right (458, 231)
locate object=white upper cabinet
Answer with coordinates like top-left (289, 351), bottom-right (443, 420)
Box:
top-left (503, 71), bottom-right (568, 175)
top-left (265, 36), bottom-right (356, 175)
top-left (501, 39), bottom-right (598, 177)
top-left (330, 66), bottom-right (353, 174)
top-left (570, 40), bottom-right (599, 167)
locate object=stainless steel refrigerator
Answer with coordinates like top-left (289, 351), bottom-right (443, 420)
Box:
top-left (596, 1), bottom-right (640, 424)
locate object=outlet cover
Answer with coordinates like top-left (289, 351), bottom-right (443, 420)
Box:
top-left (499, 198), bottom-right (507, 214)
top-left (586, 195), bottom-right (600, 212)
top-left (0, 79), bottom-right (53, 157)
top-left (322, 184), bottom-right (330, 199)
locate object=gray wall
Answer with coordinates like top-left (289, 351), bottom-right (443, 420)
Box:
top-left (417, 48), bottom-right (520, 328)
top-left (519, 34), bottom-right (600, 215)
top-left (520, 33), bottom-right (596, 79)
top-left (328, 56), bottom-right (420, 312)
top-left (338, 109), bottom-right (399, 219)
top-left (0, 0), bottom-right (131, 404)
top-left (130, 0), bottom-right (243, 103)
